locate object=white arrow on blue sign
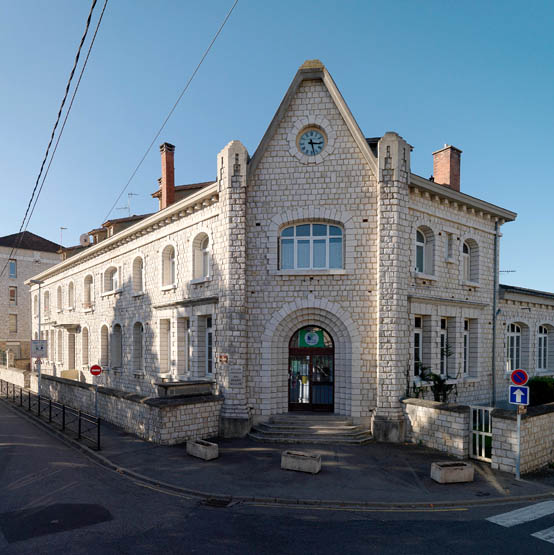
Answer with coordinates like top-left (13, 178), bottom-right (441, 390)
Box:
top-left (509, 385), bottom-right (529, 406)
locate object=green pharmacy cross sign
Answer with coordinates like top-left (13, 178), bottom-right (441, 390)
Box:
top-left (299, 329), bottom-right (325, 348)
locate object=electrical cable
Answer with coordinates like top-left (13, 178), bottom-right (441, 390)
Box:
top-left (102, 0), bottom-right (239, 223)
top-left (0, 0), bottom-right (100, 278)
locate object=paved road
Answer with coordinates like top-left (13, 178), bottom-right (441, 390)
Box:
top-left (2, 400), bottom-right (554, 554)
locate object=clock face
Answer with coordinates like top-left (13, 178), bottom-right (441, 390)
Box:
top-left (298, 128), bottom-right (325, 156)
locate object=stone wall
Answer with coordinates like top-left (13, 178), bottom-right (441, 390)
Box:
top-left (403, 398), bottom-right (469, 458)
top-left (492, 405), bottom-right (554, 474)
top-left (0, 366), bottom-right (30, 388)
top-left (30, 374), bottom-right (223, 445)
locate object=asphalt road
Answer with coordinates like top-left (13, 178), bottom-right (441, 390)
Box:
top-left (2, 400), bottom-right (554, 554)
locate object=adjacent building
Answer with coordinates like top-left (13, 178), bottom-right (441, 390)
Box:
top-left (26, 60), bottom-right (553, 442)
top-left (1, 231), bottom-right (60, 367)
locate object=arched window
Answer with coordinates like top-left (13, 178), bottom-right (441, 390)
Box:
top-left (133, 322), bottom-right (144, 370)
top-left (462, 239), bottom-right (479, 283)
top-left (83, 275), bottom-right (93, 308)
top-left (57, 286), bottom-right (63, 311)
top-left (280, 223), bottom-right (343, 270)
top-left (33, 295), bottom-right (38, 316)
top-left (506, 323), bottom-right (521, 371)
top-left (103, 267), bottom-right (118, 293)
top-left (100, 325), bottom-right (109, 367)
top-left (82, 327), bottom-right (89, 367)
top-left (538, 325), bottom-right (549, 370)
top-left (111, 324), bottom-right (123, 368)
top-left (162, 245), bottom-right (176, 286)
top-left (68, 282), bottom-right (75, 309)
top-left (193, 234), bottom-right (210, 279)
top-left (415, 226), bottom-right (434, 275)
top-left (132, 257), bottom-right (144, 293)
top-left (44, 291), bottom-right (50, 315)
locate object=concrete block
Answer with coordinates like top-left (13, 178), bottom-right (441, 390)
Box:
top-left (430, 461), bottom-right (474, 484)
top-left (281, 450), bottom-right (321, 474)
top-left (186, 439), bottom-right (219, 461)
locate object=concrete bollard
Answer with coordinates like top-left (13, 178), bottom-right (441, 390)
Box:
top-left (281, 450), bottom-right (321, 474)
top-left (430, 461), bottom-right (474, 484)
top-left (186, 439), bottom-right (219, 461)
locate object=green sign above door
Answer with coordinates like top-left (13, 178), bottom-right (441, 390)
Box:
top-left (299, 329), bottom-right (325, 348)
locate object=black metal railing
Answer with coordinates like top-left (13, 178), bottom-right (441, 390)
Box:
top-left (0, 379), bottom-right (100, 450)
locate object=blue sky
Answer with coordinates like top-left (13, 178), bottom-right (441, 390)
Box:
top-left (1, 0), bottom-right (553, 290)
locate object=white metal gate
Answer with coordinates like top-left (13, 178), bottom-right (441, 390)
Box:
top-left (470, 406), bottom-right (493, 462)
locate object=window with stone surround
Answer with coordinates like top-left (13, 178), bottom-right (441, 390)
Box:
top-left (44, 290), bottom-right (50, 315)
top-left (415, 226), bottom-right (434, 275)
top-left (111, 324), bottom-right (123, 369)
top-left (56, 286), bottom-right (63, 311)
top-left (161, 245), bottom-right (176, 287)
top-left (33, 294), bottom-right (38, 314)
top-left (8, 259), bottom-right (16, 278)
top-left (279, 223), bottom-right (343, 270)
top-left (100, 325), bottom-right (109, 367)
top-left (8, 314), bottom-right (17, 334)
top-left (159, 319), bottom-right (171, 373)
top-left (537, 324), bottom-right (554, 372)
top-left (82, 327), bottom-right (89, 367)
top-left (132, 257), bottom-right (144, 293)
top-left (57, 330), bottom-right (63, 363)
top-left (177, 317), bottom-right (190, 377)
top-left (133, 322), bottom-right (144, 371)
top-left (68, 281), bottom-right (75, 309)
top-left (50, 330), bottom-right (55, 361)
top-left (10, 287), bottom-right (17, 306)
top-left (192, 234), bottom-right (210, 280)
top-left (440, 318), bottom-right (448, 377)
top-left (103, 266), bottom-right (119, 293)
top-left (462, 239), bottom-right (479, 283)
top-left (506, 322), bottom-right (529, 372)
top-left (413, 315), bottom-right (432, 377)
top-left (83, 275), bottom-right (93, 308)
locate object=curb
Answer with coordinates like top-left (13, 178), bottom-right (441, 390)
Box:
top-left (3, 397), bottom-right (554, 511)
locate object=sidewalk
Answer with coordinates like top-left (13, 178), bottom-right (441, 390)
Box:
top-left (93, 419), bottom-right (553, 507)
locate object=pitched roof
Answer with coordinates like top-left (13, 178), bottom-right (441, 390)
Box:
top-left (0, 231), bottom-right (60, 253)
top-left (499, 283), bottom-right (554, 301)
top-left (102, 213), bottom-right (154, 227)
top-left (151, 181), bottom-right (215, 199)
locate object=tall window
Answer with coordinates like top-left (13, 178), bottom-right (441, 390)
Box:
top-left (82, 327), bottom-right (89, 367)
top-left (177, 317), bottom-right (190, 376)
top-left (8, 314), bottom-right (17, 334)
top-left (538, 325), bottom-right (548, 370)
top-left (440, 317), bottom-right (448, 377)
top-left (133, 322), bottom-right (144, 371)
top-left (506, 323), bottom-right (521, 371)
top-left (111, 324), bottom-right (123, 368)
top-left (414, 316), bottom-right (422, 376)
top-left (462, 239), bottom-right (479, 282)
top-left (445, 233), bottom-right (454, 260)
top-left (44, 291), bottom-right (50, 315)
top-left (280, 223), bottom-right (343, 270)
top-left (462, 242), bottom-right (470, 281)
top-left (104, 267), bottom-right (118, 293)
top-left (50, 330), bottom-right (55, 361)
top-left (160, 319), bottom-right (171, 372)
top-left (8, 259), bottom-right (16, 278)
top-left (415, 227), bottom-right (434, 275)
top-left (205, 316), bottom-right (213, 375)
top-left (57, 286), bottom-right (63, 311)
top-left (68, 282), bottom-right (75, 309)
top-left (33, 293), bottom-right (38, 313)
top-left (416, 231), bottom-right (425, 273)
top-left (84, 275), bottom-right (93, 308)
top-left (162, 245), bottom-right (176, 286)
top-left (193, 234), bottom-right (210, 280)
top-left (100, 325), bottom-right (109, 367)
top-left (57, 330), bottom-right (63, 363)
top-left (132, 257), bottom-right (144, 293)
top-left (463, 319), bottom-right (470, 375)
top-left (10, 287), bottom-right (18, 306)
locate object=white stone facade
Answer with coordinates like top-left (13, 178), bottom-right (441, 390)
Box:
top-left (27, 60), bottom-right (549, 441)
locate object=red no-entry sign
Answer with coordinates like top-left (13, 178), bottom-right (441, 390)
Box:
top-left (511, 369), bottom-right (528, 386)
top-left (90, 364), bottom-right (102, 376)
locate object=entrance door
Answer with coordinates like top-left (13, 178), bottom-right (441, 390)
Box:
top-left (288, 326), bottom-right (334, 412)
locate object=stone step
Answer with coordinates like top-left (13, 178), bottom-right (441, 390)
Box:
top-left (258, 422), bottom-right (360, 432)
top-left (248, 432), bottom-right (373, 445)
top-left (270, 417), bottom-right (353, 426)
top-left (255, 423), bottom-right (366, 434)
top-left (251, 427), bottom-right (371, 440)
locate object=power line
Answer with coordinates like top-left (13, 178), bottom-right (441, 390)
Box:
top-left (0, 0), bottom-right (102, 278)
top-left (102, 0), bottom-right (239, 223)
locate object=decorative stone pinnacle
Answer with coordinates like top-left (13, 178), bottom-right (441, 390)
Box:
top-left (300, 59), bottom-right (324, 70)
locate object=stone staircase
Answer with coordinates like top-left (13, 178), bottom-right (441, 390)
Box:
top-left (248, 413), bottom-right (372, 445)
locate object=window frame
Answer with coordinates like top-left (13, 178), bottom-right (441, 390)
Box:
top-left (9, 286), bottom-right (17, 306)
top-left (506, 323), bottom-right (521, 372)
top-left (538, 325), bottom-right (548, 371)
top-left (463, 319), bottom-right (470, 375)
top-left (161, 244), bottom-right (176, 288)
top-left (8, 259), bottom-right (16, 278)
top-left (414, 316), bottom-right (423, 376)
top-left (439, 317), bottom-right (448, 377)
top-left (205, 316), bottom-right (213, 375)
top-left (279, 223), bottom-right (343, 271)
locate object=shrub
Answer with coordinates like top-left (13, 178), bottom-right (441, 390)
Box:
top-left (528, 376), bottom-right (554, 406)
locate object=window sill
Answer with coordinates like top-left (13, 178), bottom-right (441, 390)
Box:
top-left (271, 269), bottom-right (348, 276)
top-left (132, 291), bottom-right (145, 298)
top-left (83, 307), bottom-right (94, 314)
top-left (101, 288), bottom-right (122, 298)
top-left (413, 272), bottom-right (437, 281)
top-left (190, 276), bottom-right (212, 285)
top-left (535, 370), bottom-right (554, 376)
top-left (445, 257), bottom-right (456, 264)
top-left (462, 376), bottom-right (480, 383)
top-left (56, 309), bottom-right (63, 314)
top-left (462, 280), bottom-right (480, 288)
top-left (161, 284), bottom-right (177, 292)
top-left (67, 307), bottom-right (75, 312)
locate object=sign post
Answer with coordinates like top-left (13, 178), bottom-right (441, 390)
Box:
top-left (90, 364), bottom-right (102, 417)
top-left (509, 369), bottom-right (530, 480)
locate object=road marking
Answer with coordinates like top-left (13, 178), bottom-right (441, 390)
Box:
top-left (487, 501), bottom-right (554, 527)
top-left (532, 526), bottom-right (554, 544)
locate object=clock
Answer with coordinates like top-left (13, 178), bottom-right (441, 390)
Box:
top-left (297, 128), bottom-right (326, 156)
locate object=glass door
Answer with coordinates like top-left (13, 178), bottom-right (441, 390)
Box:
top-left (310, 355), bottom-right (334, 410)
top-left (289, 355), bottom-right (310, 409)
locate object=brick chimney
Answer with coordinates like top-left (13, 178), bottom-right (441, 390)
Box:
top-left (432, 145), bottom-right (462, 192)
top-left (160, 142), bottom-right (175, 209)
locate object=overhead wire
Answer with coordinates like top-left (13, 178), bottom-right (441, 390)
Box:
top-left (101, 0), bottom-right (239, 223)
top-left (0, 0), bottom-right (102, 278)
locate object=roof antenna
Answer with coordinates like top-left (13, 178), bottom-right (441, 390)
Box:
top-left (116, 193), bottom-right (139, 217)
top-left (59, 226), bottom-right (67, 246)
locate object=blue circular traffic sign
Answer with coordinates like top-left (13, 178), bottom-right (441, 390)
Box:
top-left (511, 369), bottom-right (528, 386)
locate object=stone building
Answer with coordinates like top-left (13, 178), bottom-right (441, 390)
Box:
top-left (0, 231), bottom-right (60, 367)
top-left (26, 60), bottom-right (551, 442)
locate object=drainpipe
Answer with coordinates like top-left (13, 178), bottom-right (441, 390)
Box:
top-left (491, 220), bottom-right (499, 407)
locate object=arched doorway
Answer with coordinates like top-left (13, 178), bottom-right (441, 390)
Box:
top-left (289, 326), bottom-right (334, 412)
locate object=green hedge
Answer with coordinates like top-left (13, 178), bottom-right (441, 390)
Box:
top-left (528, 376), bottom-right (554, 406)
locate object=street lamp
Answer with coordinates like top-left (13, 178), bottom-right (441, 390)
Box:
top-left (30, 279), bottom-right (44, 396)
